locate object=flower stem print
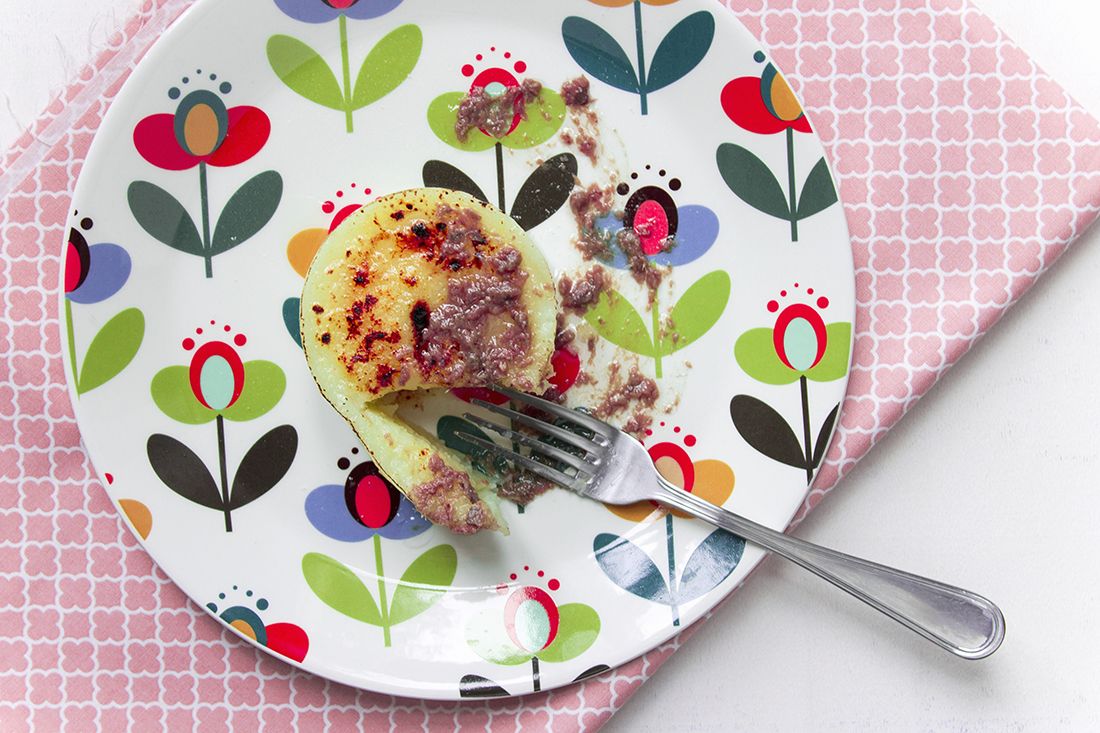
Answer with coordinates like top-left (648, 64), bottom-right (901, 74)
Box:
top-left (268, 0), bottom-right (421, 133)
top-left (716, 53), bottom-right (837, 242)
top-left (585, 270), bottom-right (729, 379)
top-left (594, 431), bottom-right (741, 626)
top-left (562, 1), bottom-right (715, 116)
top-left (302, 452), bottom-right (455, 647)
top-left (582, 169), bottom-right (724, 377)
top-left (147, 323), bottom-right (297, 531)
top-left (425, 50), bottom-right (575, 230)
top-left (461, 567), bottom-right (600, 697)
top-left (63, 216), bottom-right (145, 396)
top-left (129, 76), bottom-right (282, 278)
top-left (730, 286), bottom-right (850, 483)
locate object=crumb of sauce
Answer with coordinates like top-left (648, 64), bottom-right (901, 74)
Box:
top-left (557, 266), bottom-right (609, 314)
top-left (455, 79), bottom-right (543, 142)
top-left (411, 454), bottom-right (495, 534)
top-left (595, 365), bottom-right (659, 420)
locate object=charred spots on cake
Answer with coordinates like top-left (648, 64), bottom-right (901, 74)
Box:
top-left (311, 304), bottom-right (325, 314)
top-left (390, 210), bottom-right (406, 221)
top-left (394, 205), bottom-right (492, 272)
top-left (353, 268), bottom-right (370, 286)
top-left (320, 333), bottom-right (331, 345)
top-left (411, 300), bottom-right (432, 341)
top-left (376, 364), bottom-right (397, 388)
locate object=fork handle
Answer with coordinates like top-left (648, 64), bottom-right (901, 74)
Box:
top-left (654, 480), bottom-right (1005, 659)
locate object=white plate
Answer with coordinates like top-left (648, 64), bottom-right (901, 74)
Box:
top-left (62, 0), bottom-right (853, 699)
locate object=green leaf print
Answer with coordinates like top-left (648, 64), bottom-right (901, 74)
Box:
top-left (665, 271), bottom-right (730, 356)
top-left (221, 361), bottom-right (286, 423)
top-left (212, 171), bottom-right (283, 255)
top-left (427, 93), bottom-right (498, 153)
top-left (500, 89), bottom-right (567, 151)
top-left (127, 181), bottom-right (203, 255)
top-left (645, 11), bottom-right (715, 93)
top-left (716, 143), bottom-right (790, 221)
top-left (797, 157), bottom-right (839, 221)
top-left (561, 17), bottom-right (640, 94)
top-left (584, 290), bottom-right (654, 357)
top-left (78, 308), bottom-right (144, 394)
top-left (387, 545), bottom-right (457, 626)
top-left (538, 604), bottom-right (600, 664)
top-left (151, 366), bottom-right (216, 425)
top-left (804, 323), bottom-right (852, 383)
top-left (352, 24), bottom-right (423, 110)
top-left (734, 328), bottom-right (801, 386)
top-left (302, 553), bottom-right (382, 626)
top-left (267, 35), bottom-right (344, 110)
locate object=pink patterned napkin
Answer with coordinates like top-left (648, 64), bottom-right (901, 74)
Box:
top-left (2, 0), bottom-right (1098, 730)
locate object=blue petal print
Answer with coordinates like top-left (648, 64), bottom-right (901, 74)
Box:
top-left (676, 529), bottom-right (745, 603)
top-left (68, 243), bottom-right (132, 304)
top-left (653, 205), bottom-right (719, 267)
top-left (377, 496), bottom-right (432, 541)
top-left (593, 533), bottom-right (672, 605)
top-left (305, 484), bottom-right (374, 542)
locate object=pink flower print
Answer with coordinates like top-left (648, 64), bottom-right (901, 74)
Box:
top-left (836, 142), bottom-right (871, 175)
top-left (872, 304), bottom-right (907, 335)
top-left (799, 46), bottom-right (832, 76)
top-left (871, 238), bottom-right (906, 270)
top-left (61, 640), bottom-right (95, 673)
top-left (975, 208), bottom-right (1008, 240)
top-left (904, 207), bottom-right (938, 240)
top-left (196, 707), bottom-right (231, 733)
top-left (869, 109), bottom-right (902, 141)
top-left (291, 675), bottom-right (326, 707)
top-left (898, 10), bottom-right (933, 43)
top-left (832, 77), bottom-right (868, 111)
top-left (942, 304), bottom-right (978, 337)
top-left (874, 367), bottom-right (911, 400)
top-left (163, 674), bottom-right (196, 705)
top-left (11, 354), bottom-right (47, 387)
top-left (92, 610), bottom-right (126, 642)
top-left (1002, 109), bottom-right (1037, 142)
top-left (900, 77), bottom-right (934, 108)
top-left (127, 642), bottom-right (162, 674)
top-left (90, 546), bottom-right (124, 578)
top-left (866, 45), bottom-right (899, 75)
top-left (227, 674), bottom-right (262, 707)
top-left (938, 240), bottom-right (973, 272)
top-left (1007, 241), bottom-right (1042, 274)
top-left (260, 709), bottom-right (296, 731)
top-left (122, 578), bottom-right (157, 611)
top-left (902, 142), bottom-right (936, 175)
top-left (29, 672), bottom-right (63, 705)
top-left (518, 710), bottom-right (553, 732)
top-left (131, 708), bottom-right (164, 731)
top-left (763, 14), bottom-right (798, 45)
top-left (1037, 142), bottom-right (1072, 175)
top-left (194, 642), bottom-right (229, 674)
top-left (931, 44), bottom-right (966, 76)
top-left (934, 109), bottom-right (969, 143)
top-left (158, 610), bottom-right (193, 642)
top-left (26, 608), bottom-right (60, 641)
top-left (1040, 208), bottom-right (1075, 241)
top-left (975, 272), bottom-right (1010, 306)
top-left (906, 272), bottom-right (942, 304)
top-left (1005, 174), bottom-right (1040, 207)
top-left (830, 12), bottom-right (865, 43)
top-left (59, 577), bottom-right (92, 609)
top-left (1035, 77), bottom-right (1069, 109)
top-left (970, 142), bottom-right (1005, 175)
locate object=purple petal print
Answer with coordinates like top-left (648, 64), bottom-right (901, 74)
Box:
top-left (305, 484), bottom-right (375, 541)
top-left (273, 0), bottom-right (341, 23)
top-left (344, 0), bottom-right (404, 20)
top-left (378, 496), bottom-right (432, 540)
top-left (68, 243), bottom-right (132, 305)
top-left (651, 205), bottom-right (720, 267)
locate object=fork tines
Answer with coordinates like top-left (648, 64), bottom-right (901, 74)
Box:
top-left (452, 387), bottom-right (611, 492)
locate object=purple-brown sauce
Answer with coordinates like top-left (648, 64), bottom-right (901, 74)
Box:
top-left (557, 266), bottom-right (609, 314)
top-left (455, 79), bottom-right (544, 142)
top-left (411, 454), bottom-right (495, 534)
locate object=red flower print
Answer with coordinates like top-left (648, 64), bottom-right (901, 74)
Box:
top-left (134, 90), bottom-right (270, 171)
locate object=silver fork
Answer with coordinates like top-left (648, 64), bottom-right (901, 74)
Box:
top-left (457, 386), bottom-right (1005, 660)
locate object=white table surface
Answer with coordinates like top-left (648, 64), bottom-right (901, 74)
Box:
top-left (3, 1), bottom-right (1099, 730)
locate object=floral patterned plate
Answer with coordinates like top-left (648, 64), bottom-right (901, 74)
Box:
top-left (62, 0), bottom-right (853, 699)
